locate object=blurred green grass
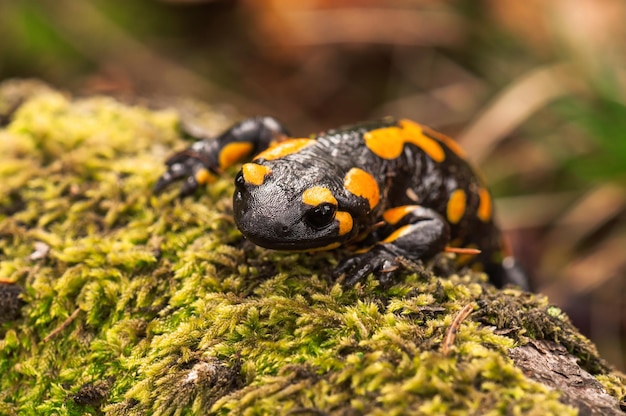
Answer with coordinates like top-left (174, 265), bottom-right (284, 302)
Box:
top-left (0, 0), bottom-right (624, 371)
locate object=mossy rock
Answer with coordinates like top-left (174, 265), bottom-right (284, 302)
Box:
top-left (0, 79), bottom-right (624, 415)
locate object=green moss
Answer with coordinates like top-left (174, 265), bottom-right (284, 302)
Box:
top-left (0, 80), bottom-right (623, 415)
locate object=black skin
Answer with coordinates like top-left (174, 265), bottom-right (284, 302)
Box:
top-left (155, 116), bottom-right (529, 290)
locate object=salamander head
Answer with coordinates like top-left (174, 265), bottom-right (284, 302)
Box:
top-left (232, 162), bottom-right (362, 251)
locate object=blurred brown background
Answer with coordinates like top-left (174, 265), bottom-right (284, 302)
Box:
top-left (1, 0), bottom-right (624, 371)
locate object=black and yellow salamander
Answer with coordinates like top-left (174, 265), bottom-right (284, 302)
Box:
top-left (155, 116), bottom-right (529, 289)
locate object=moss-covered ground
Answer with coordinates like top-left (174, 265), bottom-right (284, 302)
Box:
top-left (0, 80), bottom-right (624, 415)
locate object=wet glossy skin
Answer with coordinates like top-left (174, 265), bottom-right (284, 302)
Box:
top-left (155, 116), bottom-right (529, 289)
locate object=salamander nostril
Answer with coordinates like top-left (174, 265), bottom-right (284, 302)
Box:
top-left (274, 223), bottom-right (290, 237)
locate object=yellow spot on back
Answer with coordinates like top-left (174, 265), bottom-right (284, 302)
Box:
top-left (422, 125), bottom-right (466, 158)
top-left (363, 126), bottom-right (404, 159)
top-left (382, 224), bottom-right (414, 243)
top-left (364, 120), bottom-right (446, 162)
top-left (254, 138), bottom-right (316, 161)
top-left (302, 186), bottom-right (337, 206)
top-left (382, 205), bottom-right (419, 225)
top-left (335, 211), bottom-right (353, 236)
top-left (447, 189), bottom-right (466, 224)
top-left (242, 163), bottom-right (271, 186)
top-left (477, 188), bottom-right (492, 222)
top-left (400, 120), bottom-right (446, 162)
top-left (344, 167), bottom-right (380, 209)
top-left (219, 142), bottom-right (254, 170)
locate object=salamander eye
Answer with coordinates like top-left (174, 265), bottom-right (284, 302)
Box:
top-left (304, 203), bottom-right (337, 229)
top-left (235, 171), bottom-right (245, 187)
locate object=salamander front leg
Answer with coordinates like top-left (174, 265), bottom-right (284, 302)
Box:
top-left (154, 148), bottom-right (216, 197)
top-left (154, 116), bottom-right (289, 196)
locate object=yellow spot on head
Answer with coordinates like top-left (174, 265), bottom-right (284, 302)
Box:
top-left (344, 167), bottom-right (380, 210)
top-left (447, 189), bottom-right (466, 224)
top-left (363, 120), bottom-right (445, 163)
top-left (254, 138), bottom-right (316, 161)
top-left (477, 188), bottom-right (492, 222)
top-left (335, 211), bottom-right (353, 236)
top-left (194, 168), bottom-right (216, 185)
top-left (382, 205), bottom-right (420, 225)
top-left (302, 186), bottom-right (337, 206)
top-left (219, 142), bottom-right (254, 170)
top-left (242, 163), bottom-right (272, 186)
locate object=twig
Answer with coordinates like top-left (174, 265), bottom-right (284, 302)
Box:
top-left (444, 246), bottom-right (481, 255)
top-left (442, 302), bottom-right (476, 356)
top-left (43, 307), bottom-right (82, 343)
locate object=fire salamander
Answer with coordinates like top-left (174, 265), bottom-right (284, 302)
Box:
top-left (155, 116), bottom-right (529, 289)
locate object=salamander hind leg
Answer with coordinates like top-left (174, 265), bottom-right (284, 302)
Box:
top-left (334, 206), bottom-right (450, 287)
